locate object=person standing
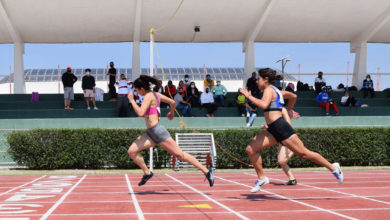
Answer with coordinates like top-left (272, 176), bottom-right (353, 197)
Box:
top-left (107, 61), bottom-right (117, 101)
top-left (314, 71), bottom-right (326, 93)
top-left (115, 74), bottom-right (131, 117)
top-left (246, 72), bottom-right (260, 97)
top-left (62, 66), bottom-right (77, 110)
top-left (82, 69), bottom-right (98, 110)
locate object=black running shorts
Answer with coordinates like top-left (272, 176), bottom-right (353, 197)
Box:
top-left (267, 117), bottom-right (295, 142)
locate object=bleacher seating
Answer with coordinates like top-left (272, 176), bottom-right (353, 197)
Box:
top-left (0, 91), bottom-right (388, 119)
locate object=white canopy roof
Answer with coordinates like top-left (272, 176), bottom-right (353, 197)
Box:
top-left (1, 0), bottom-right (390, 44)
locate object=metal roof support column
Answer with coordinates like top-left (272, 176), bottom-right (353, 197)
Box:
top-left (132, 0), bottom-right (142, 81)
top-left (13, 42), bottom-right (25, 93)
top-left (243, 41), bottom-right (255, 88)
top-left (351, 42), bottom-right (367, 89)
top-left (0, 0), bottom-right (25, 93)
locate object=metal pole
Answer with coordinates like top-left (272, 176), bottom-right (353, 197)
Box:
top-left (149, 30), bottom-right (154, 172)
top-left (9, 65), bottom-right (11, 94)
top-left (58, 64), bottom-right (61, 94)
top-left (377, 67), bottom-right (381, 91)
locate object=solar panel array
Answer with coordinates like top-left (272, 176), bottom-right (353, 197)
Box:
top-left (0, 67), bottom-right (296, 83)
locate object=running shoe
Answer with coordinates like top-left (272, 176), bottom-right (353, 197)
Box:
top-left (284, 179), bottom-right (297, 185)
top-left (138, 172), bottom-right (154, 186)
top-left (332, 163), bottom-right (344, 183)
top-left (250, 177), bottom-right (269, 193)
top-left (205, 167), bottom-right (214, 187)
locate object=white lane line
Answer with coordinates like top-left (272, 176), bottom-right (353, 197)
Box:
top-left (0, 175), bottom-right (46, 196)
top-left (40, 175), bottom-right (86, 220)
top-left (216, 176), bottom-right (357, 220)
top-left (125, 174), bottom-right (145, 220)
top-left (267, 175), bottom-right (390, 206)
top-left (165, 173), bottom-right (250, 220)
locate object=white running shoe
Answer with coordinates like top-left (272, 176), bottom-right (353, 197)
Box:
top-left (332, 163), bottom-right (344, 183)
top-left (87, 107), bottom-right (91, 110)
top-left (246, 123), bottom-right (251, 127)
top-left (94, 107), bottom-right (99, 110)
top-left (250, 177), bottom-right (269, 193)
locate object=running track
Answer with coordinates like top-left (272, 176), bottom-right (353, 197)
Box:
top-left (0, 170), bottom-right (389, 219)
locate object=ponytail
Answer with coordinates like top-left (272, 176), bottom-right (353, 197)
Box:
top-left (134, 75), bottom-right (161, 90)
top-left (258, 68), bottom-right (283, 85)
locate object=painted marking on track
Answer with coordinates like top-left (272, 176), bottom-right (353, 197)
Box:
top-left (165, 174), bottom-right (250, 220)
top-left (216, 176), bottom-right (358, 220)
top-left (125, 174), bottom-right (145, 220)
top-left (40, 175), bottom-right (86, 220)
top-left (0, 176), bottom-right (46, 197)
top-left (179, 204), bottom-right (212, 209)
top-left (267, 175), bottom-right (390, 206)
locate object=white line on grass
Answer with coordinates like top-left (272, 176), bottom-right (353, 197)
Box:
top-left (217, 175), bottom-right (358, 220)
top-left (0, 175), bottom-right (46, 196)
top-left (165, 174), bottom-right (250, 220)
top-left (125, 174), bottom-right (145, 220)
top-left (40, 175), bottom-right (86, 220)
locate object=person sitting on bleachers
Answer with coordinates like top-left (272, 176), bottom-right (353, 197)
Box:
top-left (362, 74), bottom-right (375, 98)
top-left (200, 87), bottom-right (218, 117)
top-left (153, 80), bottom-right (164, 94)
top-left (316, 86), bottom-right (339, 116)
top-left (211, 80), bottom-right (227, 106)
top-left (82, 68), bottom-right (98, 110)
top-left (340, 88), bottom-right (360, 107)
top-left (314, 71), bottom-right (326, 93)
top-left (164, 80), bottom-right (177, 98)
top-left (204, 74), bottom-right (215, 91)
top-left (177, 80), bottom-right (187, 97)
top-left (236, 89), bottom-right (246, 117)
top-left (187, 81), bottom-right (200, 107)
top-left (174, 87), bottom-right (193, 117)
top-left (183, 74), bottom-right (191, 88)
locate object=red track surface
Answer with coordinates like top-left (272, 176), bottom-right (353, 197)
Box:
top-left (0, 170), bottom-right (389, 219)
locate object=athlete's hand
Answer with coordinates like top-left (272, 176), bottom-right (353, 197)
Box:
top-left (128, 91), bottom-right (134, 101)
top-left (260, 124), bottom-right (268, 130)
top-left (288, 109), bottom-right (301, 119)
top-left (167, 111), bottom-right (174, 120)
top-left (239, 88), bottom-right (251, 98)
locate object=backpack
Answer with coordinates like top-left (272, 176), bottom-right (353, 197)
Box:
top-left (31, 92), bottom-right (39, 103)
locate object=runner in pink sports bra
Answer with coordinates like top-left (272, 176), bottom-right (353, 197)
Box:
top-left (127, 75), bottom-right (214, 187)
top-left (144, 92), bottom-right (160, 116)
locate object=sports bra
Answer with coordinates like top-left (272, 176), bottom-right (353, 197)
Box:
top-left (264, 86), bottom-right (284, 112)
top-left (145, 92), bottom-right (160, 116)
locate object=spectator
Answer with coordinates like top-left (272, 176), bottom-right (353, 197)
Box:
top-left (115, 74), bottom-right (131, 117)
top-left (236, 89), bottom-right (246, 116)
top-left (200, 87), bottom-right (218, 117)
top-left (174, 88), bottom-right (193, 117)
top-left (314, 71), bottom-right (326, 93)
top-left (211, 80), bottom-right (228, 106)
top-left (81, 68), bottom-right (98, 110)
top-left (335, 83), bottom-right (345, 92)
top-left (362, 74), bottom-right (375, 98)
top-left (153, 80), bottom-right (164, 94)
top-left (177, 80), bottom-right (187, 97)
top-left (246, 100), bottom-right (258, 127)
top-left (62, 66), bottom-right (77, 110)
top-left (164, 80), bottom-right (177, 98)
top-left (316, 86), bottom-right (339, 116)
top-left (94, 87), bottom-right (104, 102)
top-left (340, 88), bottom-right (359, 107)
top-left (246, 72), bottom-right (260, 97)
top-left (187, 81), bottom-right (200, 107)
top-left (204, 74), bottom-right (215, 91)
top-left (183, 74), bottom-right (191, 87)
top-left (107, 61), bottom-right (117, 101)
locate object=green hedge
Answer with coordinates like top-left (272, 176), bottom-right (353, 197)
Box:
top-left (7, 128), bottom-right (390, 169)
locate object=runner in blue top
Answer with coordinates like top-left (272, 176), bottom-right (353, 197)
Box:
top-left (240, 68), bottom-right (344, 193)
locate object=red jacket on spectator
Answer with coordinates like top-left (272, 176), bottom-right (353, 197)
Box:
top-left (164, 85), bottom-right (177, 97)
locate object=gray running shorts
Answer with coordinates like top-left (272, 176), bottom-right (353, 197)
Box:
top-left (146, 124), bottom-right (171, 144)
top-left (64, 87), bottom-right (74, 100)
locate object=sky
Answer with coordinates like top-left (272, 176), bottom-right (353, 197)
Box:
top-left (0, 42), bottom-right (389, 89)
